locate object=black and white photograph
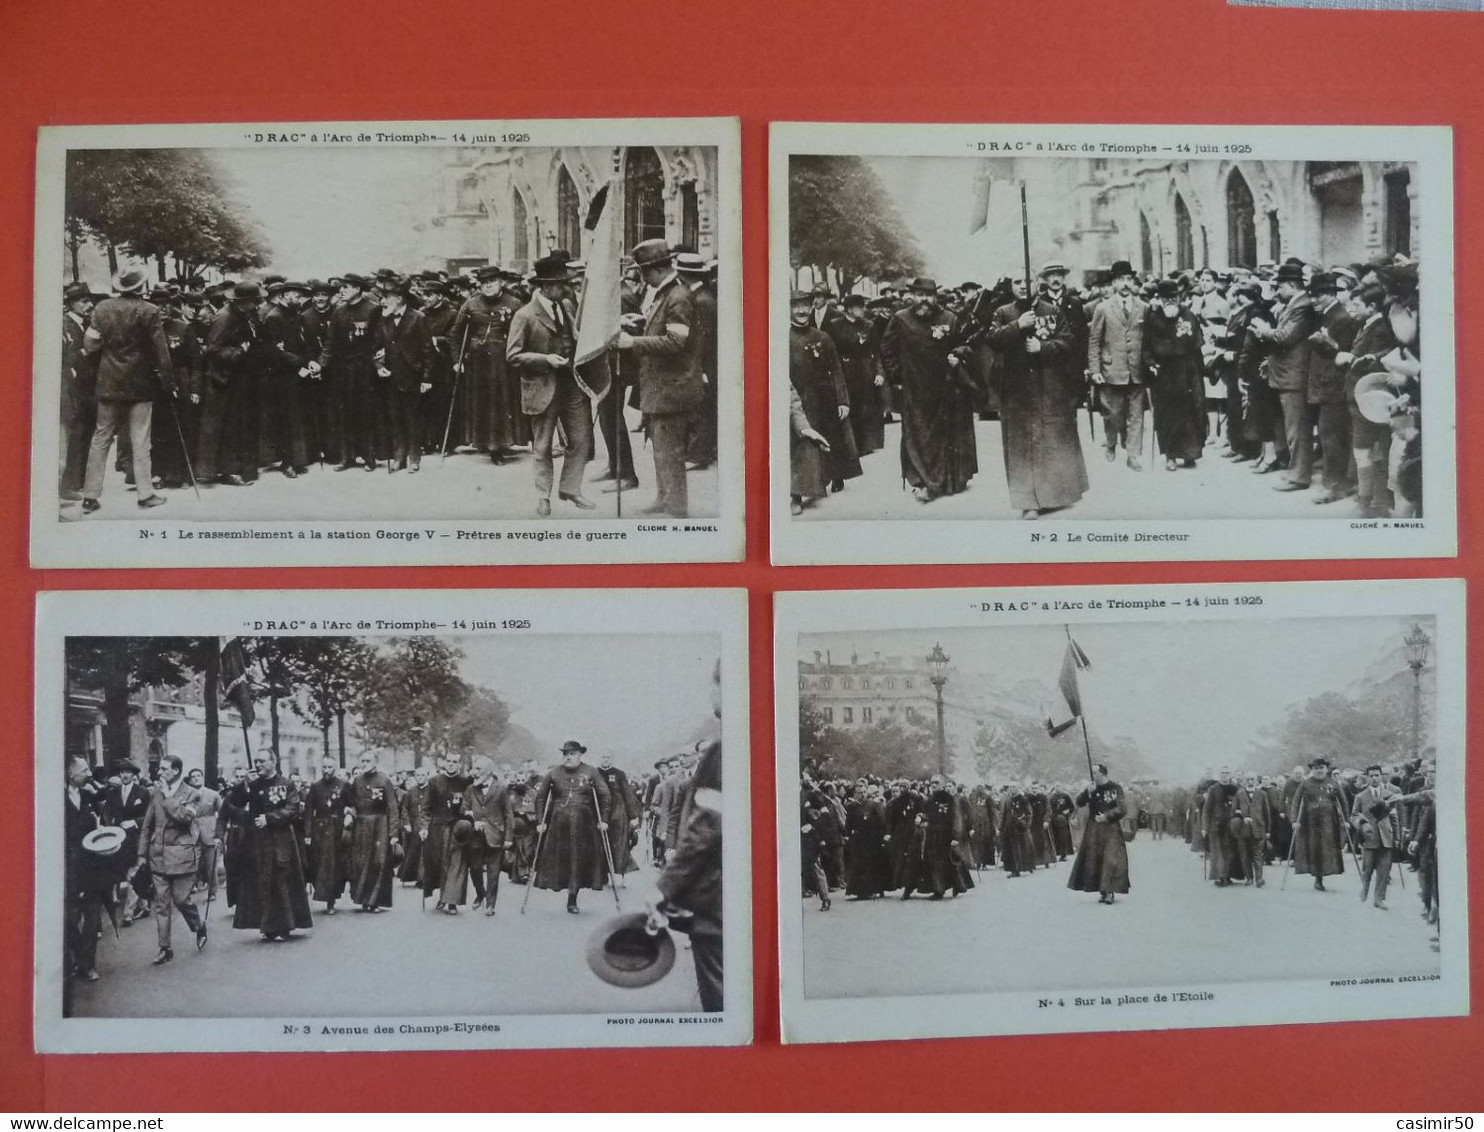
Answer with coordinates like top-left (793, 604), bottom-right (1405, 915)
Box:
top-left (36, 588), bottom-right (751, 1052)
top-left (32, 118), bottom-right (743, 567)
top-left (774, 581), bottom-right (1466, 1043)
top-left (769, 123), bottom-right (1455, 564)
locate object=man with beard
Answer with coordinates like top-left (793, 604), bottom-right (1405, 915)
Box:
top-left (1068, 764), bottom-right (1130, 905)
top-left (1142, 279), bottom-right (1207, 470)
top-left (304, 755), bottom-right (353, 916)
top-left (231, 751), bottom-right (313, 941)
top-left (1086, 260), bottom-right (1148, 469)
top-left (1288, 757), bottom-right (1348, 891)
top-left (533, 741), bottom-right (613, 914)
top-left (1201, 768), bottom-right (1245, 887)
top-left (595, 752), bottom-right (642, 878)
top-left (318, 274), bottom-right (382, 473)
top-left (373, 276), bottom-right (435, 473)
top-left (1249, 262), bottom-right (1318, 493)
top-left (828, 293), bottom-right (886, 457)
top-left (788, 290), bottom-right (857, 512)
top-left (348, 751), bottom-right (400, 913)
top-left (882, 277), bottom-right (977, 504)
top-left (1048, 784), bottom-right (1076, 860)
top-left (396, 765), bottom-right (429, 886)
top-left (259, 281), bottom-right (312, 479)
top-left (988, 268), bottom-right (1087, 518)
top-left (419, 755), bottom-right (473, 913)
top-left (138, 755), bottom-right (208, 965)
top-left (1350, 764), bottom-right (1400, 910)
top-left (999, 787), bottom-right (1034, 878)
top-left (452, 758), bottom-right (514, 915)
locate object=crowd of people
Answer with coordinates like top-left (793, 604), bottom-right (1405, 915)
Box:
top-left (63, 700), bottom-right (725, 1012)
top-left (798, 754), bottom-right (1441, 944)
top-left (59, 242), bottom-right (720, 520)
top-left (789, 254), bottom-right (1424, 520)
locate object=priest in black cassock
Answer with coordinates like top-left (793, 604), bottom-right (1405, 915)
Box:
top-left (304, 756), bottom-right (352, 916)
top-left (533, 741), bottom-right (613, 914)
top-left (231, 752), bottom-right (314, 940)
top-left (1067, 763), bottom-right (1130, 905)
top-left (348, 751), bottom-right (401, 913)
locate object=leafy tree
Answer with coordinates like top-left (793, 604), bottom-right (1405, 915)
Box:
top-left (446, 686), bottom-right (512, 762)
top-left (800, 695), bottom-right (940, 779)
top-left (1246, 688), bottom-right (1426, 776)
top-left (789, 155), bottom-right (925, 295)
top-left (355, 638), bottom-right (471, 768)
top-left (64, 638), bottom-right (197, 767)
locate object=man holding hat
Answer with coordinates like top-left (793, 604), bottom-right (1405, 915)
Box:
top-left (508, 254), bottom-right (595, 516)
top-left (1341, 282), bottom-right (1400, 517)
top-left (616, 239), bottom-right (706, 518)
top-left (452, 265), bottom-right (528, 462)
top-left (1350, 765), bottom-right (1400, 909)
top-left (60, 282), bottom-right (100, 501)
top-left (987, 265), bottom-right (1088, 518)
top-left (79, 266), bottom-right (176, 512)
top-left (374, 275), bottom-right (435, 473)
top-left (1086, 260), bottom-right (1148, 468)
top-left (197, 281), bottom-right (267, 487)
top-left (533, 741), bottom-right (613, 914)
top-left (1305, 271), bottom-right (1360, 504)
top-left (318, 274), bottom-right (382, 472)
top-left (1249, 261), bottom-right (1319, 492)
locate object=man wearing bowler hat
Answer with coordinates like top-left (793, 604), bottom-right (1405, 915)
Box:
top-left (260, 281), bottom-right (312, 479)
top-left (1086, 260), bottom-right (1148, 469)
top-left (616, 239), bottom-right (706, 518)
top-left (79, 266), bottom-right (176, 512)
top-left (533, 741), bottom-right (612, 914)
top-left (197, 281), bottom-right (266, 487)
top-left (507, 255), bottom-right (595, 516)
top-left (374, 275), bottom-right (435, 473)
top-left (60, 281), bottom-right (101, 502)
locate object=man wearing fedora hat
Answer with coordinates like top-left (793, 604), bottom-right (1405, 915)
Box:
top-left (318, 274), bottom-right (383, 472)
top-left (374, 275), bottom-right (435, 473)
top-left (259, 281), bottom-right (313, 479)
top-left (1249, 261), bottom-right (1319, 492)
top-left (79, 266), bottom-right (176, 513)
top-left (1086, 260), bottom-right (1148, 469)
top-left (616, 239), bottom-right (706, 518)
top-left (508, 254), bottom-right (595, 516)
top-left (677, 252), bottom-right (719, 471)
top-left (60, 282), bottom-right (101, 502)
top-left (533, 741), bottom-right (612, 914)
top-left (197, 281), bottom-right (267, 487)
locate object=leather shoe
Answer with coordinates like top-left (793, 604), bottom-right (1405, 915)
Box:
top-left (152, 948), bottom-right (173, 966)
top-left (1273, 480), bottom-right (1309, 492)
top-left (601, 478), bottom-right (639, 494)
top-left (137, 494), bottom-right (166, 509)
top-left (281, 465), bottom-right (299, 479)
top-left (196, 923), bottom-right (208, 951)
top-left (218, 474), bottom-right (247, 486)
top-left (81, 499), bottom-right (101, 513)
top-left (536, 497), bottom-right (551, 517)
top-left (591, 469), bottom-right (617, 483)
top-left (559, 492), bottom-right (597, 510)
top-left (636, 502), bottom-right (670, 515)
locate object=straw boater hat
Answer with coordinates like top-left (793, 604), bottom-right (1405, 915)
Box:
top-left (82, 826), bottom-right (127, 857)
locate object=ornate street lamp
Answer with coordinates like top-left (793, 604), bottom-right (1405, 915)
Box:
top-left (927, 642), bottom-right (950, 776)
top-left (1403, 623), bottom-right (1432, 763)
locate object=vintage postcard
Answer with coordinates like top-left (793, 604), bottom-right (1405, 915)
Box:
top-left (775, 580), bottom-right (1465, 1042)
top-left (36, 588), bottom-right (750, 1051)
top-left (770, 122), bottom-right (1454, 564)
top-left (33, 117), bottom-right (742, 567)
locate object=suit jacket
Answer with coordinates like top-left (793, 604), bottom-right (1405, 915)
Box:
top-left (463, 781), bottom-right (515, 847)
top-left (376, 306), bottom-right (434, 394)
top-left (85, 295), bottom-right (175, 401)
top-left (318, 295), bottom-right (381, 374)
top-left (62, 313), bottom-right (95, 405)
top-left (1250, 292), bottom-right (1317, 393)
top-left (1087, 295), bottom-right (1148, 385)
top-left (204, 304), bottom-right (263, 389)
top-left (1306, 298), bottom-right (1360, 405)
top-left (630, 276), bottom-right (705, 415)
top-left (1344, 314), bottom-right (1399, 401)
top-left (506, 296), bottom-right (576, 416)
top-left (1351, 786), bottom-right (1400, 849)
top-left (140, 781), bottom-right (202, 877)
top-left (262, 303), bottom-right (313, 379)
top-left (690, 282), bottom-right (719, 381)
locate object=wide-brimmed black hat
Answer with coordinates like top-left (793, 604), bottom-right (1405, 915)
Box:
top-left (585, 912), bottom-right (677, 989)
top-left (530, 255), bottom-right (576, 284)
top-left (451, 818), bottom-right (476, 846)
top-left (1156, 278), bottom-right (1180, 299)
top-left (1275, 263), bottom-right (1306, 285)
top-left (63, 281), bottom-right (101, 304)
top-left (560, 740), bottom-right (587, 755)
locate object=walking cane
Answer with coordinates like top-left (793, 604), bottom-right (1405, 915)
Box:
top-left (1280, 801), bottom-right (1305, 890)
top-left (441, 325), bottom-right (470, 463)
top-left (166, 393), bottom-right (202, 501)
top-left (592, 786), bottom-right (623, 910)
top-left (520, 793), bottom-right (554, 914)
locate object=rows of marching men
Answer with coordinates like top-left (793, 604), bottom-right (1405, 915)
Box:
top-left (59, 243), bottom-right (719, 519)
top-left (790, 254), bottom-right (1423, 519)
top-left (800, 754), bottom-right (1440, 937)
top-left (63, 742), bottom-right (708, 981)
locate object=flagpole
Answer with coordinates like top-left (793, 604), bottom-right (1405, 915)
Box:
top-left (1065, 625), bottom-right (1096, 785)
top-left (1020, 183), bottom-right (1033, 304)
top-left (614, 146), bottom-right (627, 521)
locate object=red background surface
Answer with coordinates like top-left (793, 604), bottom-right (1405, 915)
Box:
top-left (1, 0), bottom-right (1479, 1111)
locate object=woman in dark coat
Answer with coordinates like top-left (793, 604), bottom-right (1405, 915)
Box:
top-left (1143, 280), bottom-right (1207, 468)
top-left (1068, 765), bottom-right (1131, 904)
